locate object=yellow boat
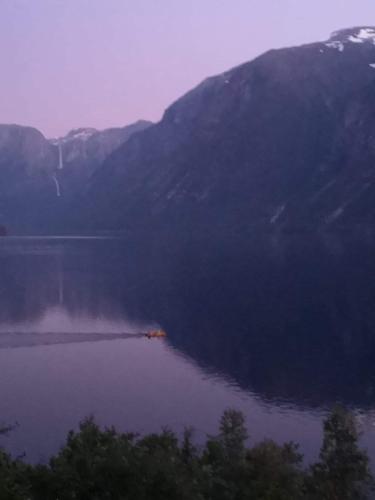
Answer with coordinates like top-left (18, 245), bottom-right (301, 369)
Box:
top-left (145, 329), bottom-right (167, 339)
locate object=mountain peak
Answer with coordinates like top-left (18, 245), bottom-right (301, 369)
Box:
top-left (329, 27), bottom-right (375, 44)
top-left (65, 128), bottom-right (98, 141)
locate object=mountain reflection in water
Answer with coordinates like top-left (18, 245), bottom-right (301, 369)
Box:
top-left (0, 235), bottom-right (375, 463)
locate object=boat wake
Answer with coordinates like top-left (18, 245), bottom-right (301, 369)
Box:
top-left (0, 331), bottom-right (146, 349)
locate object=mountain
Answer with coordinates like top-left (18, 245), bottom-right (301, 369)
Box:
top-left (0, 124), bottom-right (57, 231)
top-left (0, 124), bottom-right (55, 174)
top-left (0, 120), bottom-right (152, 233)
top-left (87, 27), bottom-right (375, 240)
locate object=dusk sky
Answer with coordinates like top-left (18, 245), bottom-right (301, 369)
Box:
top-left (1, 0), bottom-right (375, 137)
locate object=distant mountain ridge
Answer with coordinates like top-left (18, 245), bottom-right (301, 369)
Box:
top-left (0, 120), bottom-right (152, 232)
top-left (49, 120), bottom-right (152, 172)
top-left (85, 27), bottom-right (375, 239)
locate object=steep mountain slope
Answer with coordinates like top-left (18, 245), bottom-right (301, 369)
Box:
top-left (88, 27), bottom-right (375, 238)
top-left (0, 124), bottom-right (57, 230)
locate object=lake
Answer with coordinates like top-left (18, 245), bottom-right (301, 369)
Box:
top-left (0, 235), bottom-right (375, 465)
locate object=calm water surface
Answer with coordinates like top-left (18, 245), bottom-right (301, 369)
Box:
top-left (0, 236), bottom-right (375, 464)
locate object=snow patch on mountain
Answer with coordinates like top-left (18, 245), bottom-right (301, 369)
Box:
top-left (50, 128), bottom-right (97, 146)
top-left (66, 129), bottom-right (97, 142)
top-left (351, 28), bottom-right (375, 43)
top-left (348, 35), bottom-right (365, 44)
top-left (326, 27), bottom-right (375, 52)
top-left (326, 206), bottom-right (344, 224)
top-left (325, 41), bottom-right (344, 52)
top-left (270, 204), bottom-right (286, 224)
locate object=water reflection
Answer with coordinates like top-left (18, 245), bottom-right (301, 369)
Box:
top-left (0, 236), bottom-right (375, 462)
top-left (2, 236), bottom-right (375, 409)
top-left (117, 235), bottom-right (375, 410)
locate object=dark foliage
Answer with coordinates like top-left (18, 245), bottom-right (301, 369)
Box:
top-left (0, 408), bottom-right (372, 499)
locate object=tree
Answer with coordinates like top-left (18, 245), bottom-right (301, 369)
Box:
top-left (0, 423), bottom-right (31, 500)
top-left (309, 406), bottom-right (373, 500)
top-left (0, 408), bottom-right (373, 499)
top-left (201, 409), bottom-right (249, 500)
top-left (244, 440), bottom-right (304, 500)
top-left (219, 409), bottom-right (248, 463)
top-left (44, 417), bottom-right (138, 499)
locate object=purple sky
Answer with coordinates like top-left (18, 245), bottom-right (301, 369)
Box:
top-left (1, 0), bottom-right (375, 138)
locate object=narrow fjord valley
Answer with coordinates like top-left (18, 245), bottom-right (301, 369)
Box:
top-left (2, 5), bottom-right (375, 497)
top-left (0, 120), bottom-right (152, 232)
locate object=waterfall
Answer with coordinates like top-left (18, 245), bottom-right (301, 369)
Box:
top-left (52, 175), bottom-right (61, 197)
top-left (58, 142), bottom-right (63, 169)
top-left (58, 270), bottom-right (64, 304)
top-left (57, 251), bottom-right (64, 304)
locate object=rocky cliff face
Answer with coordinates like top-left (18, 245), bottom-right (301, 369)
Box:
top-left (86, 27), bottom-right (375, 239)
top-left (0, 124), bottom-right (57, 231)
top-left (0, 124), bottom-right (55, 172)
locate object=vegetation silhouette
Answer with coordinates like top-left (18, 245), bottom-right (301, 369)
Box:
top-left (0, 407), bottom-right (373, 499)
